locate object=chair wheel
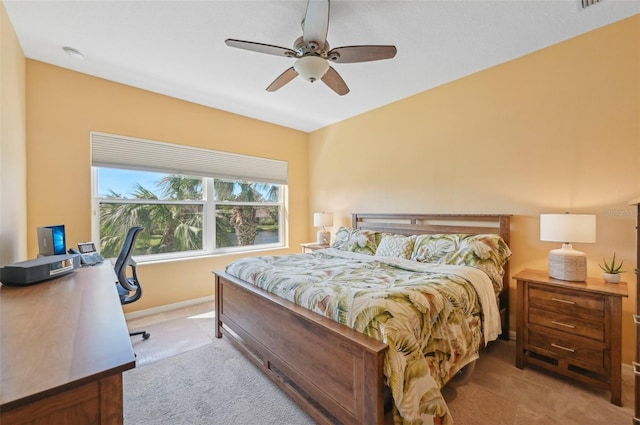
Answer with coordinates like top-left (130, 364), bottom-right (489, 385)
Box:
top-left (142, 332), bottom-right (150, 340)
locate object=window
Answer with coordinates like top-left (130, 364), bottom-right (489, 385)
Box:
top-left (91, 132), bottom-right (287, 260)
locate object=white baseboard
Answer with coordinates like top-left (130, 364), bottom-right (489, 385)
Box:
top-left (124, 295), bottom-right (214, 320)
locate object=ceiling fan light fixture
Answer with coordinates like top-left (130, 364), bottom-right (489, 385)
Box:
top-left (294, 56), bottom-right (329, 83)
top-left (225, 0), bottom-right (396, 94)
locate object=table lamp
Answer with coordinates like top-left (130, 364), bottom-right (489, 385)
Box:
top-left (313, 212), bottom-right (333, 245)
top-left (540, 213), bottom-right (596, 281)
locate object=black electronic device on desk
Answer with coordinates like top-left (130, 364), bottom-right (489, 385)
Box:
top-left (0, 254), bottom-right (81, 286)
top-left (69, 242), bottom-right (104, 266)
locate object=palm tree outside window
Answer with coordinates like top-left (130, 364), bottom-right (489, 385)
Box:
top-left (95, 167), bottom-right (284, 260)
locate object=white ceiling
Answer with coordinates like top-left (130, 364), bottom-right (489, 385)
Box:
top-left (4, 0), bottom-right (639, 133)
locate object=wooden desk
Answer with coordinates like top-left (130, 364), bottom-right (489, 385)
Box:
top-left (0, 262), bottom-right (136, 425)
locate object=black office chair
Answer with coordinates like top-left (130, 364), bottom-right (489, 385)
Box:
top-left (114, 226), bottom-right (150, 340)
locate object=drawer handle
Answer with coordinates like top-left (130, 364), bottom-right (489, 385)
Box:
top-left (551, 297), bottom-right (575, 305)
top-left (551, 320), bottom-right (575, 329)
top-left (550, 343), bottom-right (575, 353)
top-left (634, 315), bottom-right (640, 325)
top-left (633, 362), bottom-right (640, 376)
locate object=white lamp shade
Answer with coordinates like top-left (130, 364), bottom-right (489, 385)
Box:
top-left (313, 212), bottom-right (333, 228)
top-left (540, 213), bottom-right (595, 282)
top-left (540, 214), bottom-right (596, 244)
top-left (294, 56), bottom-right (330, 82)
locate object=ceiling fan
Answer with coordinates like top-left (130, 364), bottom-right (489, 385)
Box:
top-left (225, 0), bottom-right (397, 96)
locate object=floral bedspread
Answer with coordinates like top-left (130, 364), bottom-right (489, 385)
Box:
top-left (225, 248), bottom-right (501, 425)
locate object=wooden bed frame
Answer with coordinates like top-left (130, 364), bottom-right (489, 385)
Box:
top-left (214, 213), bottom-right (511, 425)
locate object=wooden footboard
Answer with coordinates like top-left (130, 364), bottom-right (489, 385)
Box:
top-left (214, 271), bottom-right (388, 425)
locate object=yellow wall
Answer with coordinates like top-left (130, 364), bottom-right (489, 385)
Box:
top-left (309, 15), bottom-right (640, 363)
top-left (25, 61), bottom-right (309, 311)
top-left (6, 5), bottom-right (639, 363)
top-left (0, 1), bottom-right (27, 265)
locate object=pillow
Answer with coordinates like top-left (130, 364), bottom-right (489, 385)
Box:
top-left (331, 227), bottom-right (383, 256)
top-left (374, 234), bottom-right (416, 259)
top-left (411, 234), bottom-right (512, 289)
top-left (410, 234), bottom-right (457, 263)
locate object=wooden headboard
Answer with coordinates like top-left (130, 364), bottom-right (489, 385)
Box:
top-left (352, 213), bottom-right (510, 244)
top-left (352, 213), bottom-right (512, 340)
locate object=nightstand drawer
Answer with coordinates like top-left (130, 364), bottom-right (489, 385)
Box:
top-left (529, 286), bottom-right (605, 317)
top-left (529, 307), bottom-right (604, 341)
top-left (528, 329), bottom-right (605, 371)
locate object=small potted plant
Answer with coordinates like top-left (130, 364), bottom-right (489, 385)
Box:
top-left (599, 253), bottom-right (625, 283)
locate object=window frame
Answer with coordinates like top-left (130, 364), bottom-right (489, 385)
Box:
top-left (91, 169), bottom-right (287, 262)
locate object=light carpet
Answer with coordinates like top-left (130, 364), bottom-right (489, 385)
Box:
top-left (442, 341), bottom-right (633, 425)
top-left (124, 336), bottom-right (634, 425)
top-left (130, 317), bottom-right (213, 367)
top-left (123, 337), bottom-right (315, 425)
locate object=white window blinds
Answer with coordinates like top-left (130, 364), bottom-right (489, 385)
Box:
top-left (91, 132), bottom-right (288, 184)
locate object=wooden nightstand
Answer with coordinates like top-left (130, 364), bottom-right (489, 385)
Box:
top-left (300, 242), bottom-right (330, 253)
top-left (514, 268), bottom-right (628, 406)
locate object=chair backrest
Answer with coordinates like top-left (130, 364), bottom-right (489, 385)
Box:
top-left (114, 226), bottom-right (144, 305)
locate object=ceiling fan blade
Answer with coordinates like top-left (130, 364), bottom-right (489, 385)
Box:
top-left (328, 45), bottom-right (397, 63)
top-left (302, 0), bottom-right (329, 50)
top-left (225, 39), bottom-right (297, 58)
top-left (321, 66), bottom-right (349, 96)
top-left (266, 67), bottom-right (299, 92)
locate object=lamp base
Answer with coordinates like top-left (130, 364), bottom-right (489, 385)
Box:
top-left (548, 243), bottom-right (587, 281)
top-left (317, 229), bottom-right (330, 245)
